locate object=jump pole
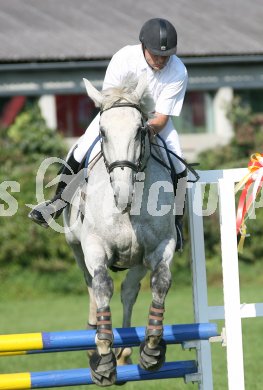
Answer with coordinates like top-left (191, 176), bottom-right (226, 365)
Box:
top-left (0, 323), bottom-right (218, 355)
top-left (0, 361), bottom-right (197, 389)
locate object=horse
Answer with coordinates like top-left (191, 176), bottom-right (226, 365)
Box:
top-left (63, 73), bottom-right (177, 386)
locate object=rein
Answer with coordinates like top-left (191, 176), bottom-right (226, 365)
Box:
top-left (100, 103), bottom-right (148, 173)
top-left (99, 102), bottom-right (200, 182)
top-left (151, 135), bottom-right (200, 183)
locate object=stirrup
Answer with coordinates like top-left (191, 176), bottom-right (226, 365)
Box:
top-left (28, 199), bottom-right (66, 228)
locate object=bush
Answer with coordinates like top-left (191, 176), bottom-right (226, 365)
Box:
top-left (7, 102), bottom-right (66, 160)
top-left (0, 102), bottom-right (74, 273)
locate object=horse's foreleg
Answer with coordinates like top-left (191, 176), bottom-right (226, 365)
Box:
top-left (117, 264), bottom-right (147, 365)
top-left (89, 265), bottom-right (116, 386)
top-left (68, 242), bottom-right (97, 331)
top-left (140, 260), bottom-right (172, 371)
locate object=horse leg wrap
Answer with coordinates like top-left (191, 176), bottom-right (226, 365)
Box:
top-left (90, 350), bottom-right (117, 386)
top-left (139, 338), bottom-right (166, 371)
top-left (89, 306), bottom-right (116, 385)
top-left (146, 301), bottom-right (165, 338)
top-left (96, 306), bottom-right (113, 343)
top-left (139, 301), bottom-right (166, 371)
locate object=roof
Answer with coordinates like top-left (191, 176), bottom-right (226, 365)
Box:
top-left (0, 0), bottom-right (262, 62)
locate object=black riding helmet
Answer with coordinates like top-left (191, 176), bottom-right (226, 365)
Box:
top-left (139, 18), bottom-right (177, 56)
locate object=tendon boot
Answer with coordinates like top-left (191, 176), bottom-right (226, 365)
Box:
top-left (28, 154), bottom-right (80, 228)
top-left (173, 169), bottom-right (187, 252)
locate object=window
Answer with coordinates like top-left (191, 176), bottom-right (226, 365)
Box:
top-left (237, 89), bottom-right (263, 114)
top-left (0, 96), bottom-right (26, 127)
top-left (56, 95), bottom-right (99, 137)
top-left (173, 91), bottom-right (214, 134)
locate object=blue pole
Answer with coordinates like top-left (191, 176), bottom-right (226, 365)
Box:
top-left (42, 322), bottom-right (217, 350)
top-left (1, 323), bottom-right (218, 355)
top-left (30, 361), bottom-right (197, 388)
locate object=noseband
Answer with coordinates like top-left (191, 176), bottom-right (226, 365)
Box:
top-left (100, 103), bottom-right (148, 174)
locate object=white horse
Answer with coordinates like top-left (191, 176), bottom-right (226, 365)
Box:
top-left (64, 73), bottom-right (177, 386)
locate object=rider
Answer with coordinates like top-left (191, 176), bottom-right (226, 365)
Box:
top-left (29, 18), bottom-right (188, 249)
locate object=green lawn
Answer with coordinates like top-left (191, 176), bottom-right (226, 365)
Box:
top-left (1, 283), bottom-right (262, 390)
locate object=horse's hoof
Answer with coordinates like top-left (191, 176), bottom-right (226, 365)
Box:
top-left (115, 347), bottom-right (133, 366)
top-left (113, 347), bottom-right (133, 386)
top-left (139, 339), bottom-right (166, 371)
top-left (90, 350), bottom-right (117, 386)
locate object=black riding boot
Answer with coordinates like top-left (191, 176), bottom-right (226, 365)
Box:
top-left (173, 169), bottom-right (187, 252)
top-left (28, 154), bottom-right (80, 228)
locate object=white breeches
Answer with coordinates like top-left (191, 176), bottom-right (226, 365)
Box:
top-left (70, 113), bottom-right (186, 174)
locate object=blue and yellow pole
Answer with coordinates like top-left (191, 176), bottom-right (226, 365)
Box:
top-left (0, 361), bottom-right (197, 389)
top-left (0, 323), bottom-right (218, 356)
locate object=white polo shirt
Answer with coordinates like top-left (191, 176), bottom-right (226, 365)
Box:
top-left (74, 44), bottom-right (187, 172)
top-left (103, 44), bottom-right (188, 117)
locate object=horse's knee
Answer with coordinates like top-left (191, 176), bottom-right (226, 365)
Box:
top-left (150, 262), bottom-right (171, 303)
top-left (92, 266), bottom-right (114, 308)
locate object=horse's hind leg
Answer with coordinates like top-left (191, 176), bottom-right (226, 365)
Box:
top-left (116, 264), bottom-right (147, 365)
top-left (140, 260), bottom-right (172, 371)
top-left (67, 243), bottom-right (98, 358)
top-left (85, 286), bottom-right (98, 360)
top-left (67, 242), bottom-right (97, 328)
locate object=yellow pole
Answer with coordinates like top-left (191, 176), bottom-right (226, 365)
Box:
top-left (0, 333), bottom-right (43, 352)
top-left (0, 373), bottom-right (31, 390)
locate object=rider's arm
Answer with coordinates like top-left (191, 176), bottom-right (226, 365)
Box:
top-left (147, 112), bottom-right (169, 135)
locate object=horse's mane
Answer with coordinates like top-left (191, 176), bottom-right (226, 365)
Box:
top-left (101, 73), bottom-right (155, 117)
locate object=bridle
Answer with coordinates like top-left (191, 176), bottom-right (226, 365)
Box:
top-left (100, 103), bottom-right (149, 174)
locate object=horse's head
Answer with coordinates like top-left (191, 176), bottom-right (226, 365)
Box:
top-left (83, 73), bottom-right (154, 213)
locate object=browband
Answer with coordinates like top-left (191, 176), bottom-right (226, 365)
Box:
top-left (101, 103), bottom-right (142, 115)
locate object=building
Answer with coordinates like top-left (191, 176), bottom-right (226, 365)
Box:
top-left (0, 0), bottom-right (262, 160)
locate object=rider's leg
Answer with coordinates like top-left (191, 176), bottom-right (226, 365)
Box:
top-left (73, 114), bottom-right (101, 164)
top-left (157, 125), bottom-right (186, 174)
top-left (28, 152), bottom-right (81, 227)
top-left (157, 124), bottom-right (187, 252)
top-left (173, 169), bottom-right (187, 251)
top-left (28, 114), bottom-right (101, 228)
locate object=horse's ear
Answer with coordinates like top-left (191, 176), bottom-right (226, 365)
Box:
top-left (133, 72), bottom-right (147, 100)
top-left (83, 78), bottom-right (103, 108)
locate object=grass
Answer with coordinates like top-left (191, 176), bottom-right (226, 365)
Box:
top-left (1, 280), bottom-right (263, 390)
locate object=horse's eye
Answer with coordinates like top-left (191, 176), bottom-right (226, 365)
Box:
top-left (100, 128), bottom-right (106, 138)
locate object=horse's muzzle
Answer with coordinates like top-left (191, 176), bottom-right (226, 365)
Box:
top-left (110, 169), bottom-right (135, 213)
